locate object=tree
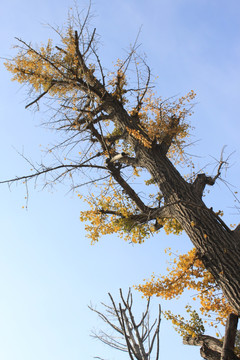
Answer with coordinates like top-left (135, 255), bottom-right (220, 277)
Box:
top-left (2, 5), bottom-right (239, 358)
top-left (89, 288), bottom-right (161, 360)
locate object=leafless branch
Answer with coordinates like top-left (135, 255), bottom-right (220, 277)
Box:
top-left (25, 84), bottom-right (54, 108)
top-left (192, 147), bottom-right (230, 198)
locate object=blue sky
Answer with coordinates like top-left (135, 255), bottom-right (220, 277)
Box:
top-left (0, 1), bottom-right (240, 359)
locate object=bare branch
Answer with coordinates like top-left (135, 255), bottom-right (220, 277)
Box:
top-left (106, 162), bottom-right (148, 213)
top-left (25, 83), bottom-right (54, 108)
top-left (83, 27), bottom-right (96, 56)
top-left (192, 156), bottom-right (227, 198)
top-left (88, 305), bottom-right (124, 336)
top-left (0, 155), bottom-right (106, 185)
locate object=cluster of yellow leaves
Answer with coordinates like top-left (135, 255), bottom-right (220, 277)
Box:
top-left (158, 217), bottom-right (183, 235)
top-left (107, 59), bottom-right (128, 104)
top-left (5, 30), bottom-right (71, 94)
top-left (164, 305), bottom-right (205, 338)
top-left (106, 62), bottom-right (196, 162)
top-left (136, 248), bottom-right (234, 328)
top-left (79, 178), bottom-right (156, 244)
top-left (127, 89), bottom-right (196, 162)
top-left (4, 26), bottom-right (98, 105)
top-left (126, 127), bottom-right (152, 149)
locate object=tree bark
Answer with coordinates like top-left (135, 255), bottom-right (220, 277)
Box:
top-left (84, 64), bottom-right (240, 314)
top-left (136, 144), bottom-right (240, 314)
top-left (100, 97), bottom-right (240, 314)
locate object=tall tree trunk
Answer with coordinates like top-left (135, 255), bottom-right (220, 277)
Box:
top-left (140, 145), bottom-right (240, 313)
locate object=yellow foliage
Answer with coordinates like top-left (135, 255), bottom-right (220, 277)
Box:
top-left (128, 89), bottom-right (196, 160)
top-left (136, 248), bottom-right (234, 328)
top-left (79, 177), bottom-right (157, 244)
top-left (158, 218), bottom-right (183, 235)
top-left (164, 305), bottom-right (205, 338)
top-left (5, 35), bottom-right (77, 96)
top-left (107, 59), bottom-right (128, 104)
top-left (126, 127), bottom-right (152, 149)
top-left (79, 174), bottom-right (184, 243)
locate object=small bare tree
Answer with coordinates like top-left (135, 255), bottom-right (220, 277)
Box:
top-left (89, 289), bottom-right (161, 360)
